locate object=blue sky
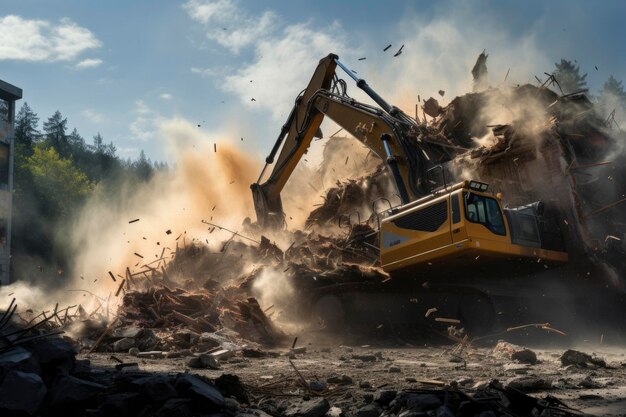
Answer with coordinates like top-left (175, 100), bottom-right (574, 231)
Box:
top-left (1, 0), bottom-right (625, 163)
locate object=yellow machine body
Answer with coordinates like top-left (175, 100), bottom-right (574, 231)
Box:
top-left (380, 181), bottom-right (569, 273)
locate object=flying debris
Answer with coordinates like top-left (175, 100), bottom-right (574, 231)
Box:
top-left (383, 44), bottom-right (392, 51)
top-left (393, 44), bottom-right (404, 57)
top-left (438, 90), bottom-right (445, 97)
top-left (358, 57), bottom-right (366, 61)
top-left (197, 124), bottom-right (201, 128)
top-left (251, 98), bottom-right (256, 101)
top-left (595, 66), bottom-right (598, 70)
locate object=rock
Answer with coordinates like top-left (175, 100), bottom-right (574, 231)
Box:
top-left (242, 348), bottom-right (267, 358)
top-left (215, 374), bottom-right (249, 403)
top-left (32, 337), bottom-right (76, 372)
top-left (560, 349), bottom-right (606, 368)
top-left (0, 346), bottom-right (41, 374)
top-left (175, 373), bottom-right (225, 409)
top-left (388, 366), bottom-right (401, 373)
top-left (352, 354), bottom-right (377, 362)
top-left (326, 406), bottom-right (343, 417)
top-left (327, 375), bottom-right (353, 385)
top-left (98, 392), bottom-right (144, 416)
top-left (493, 341), bottom-right (537, 364)
top-left (199, 353), bottom-right (221, 369)
top-left (579, 375), bottom-right (603, 389)
top-left (506, 376), bottom-right (552, 392)
top-left (237, 409), bottom-right (274, 417)
top-left (154, 398), bottom-right (193, 417)
top-left (456, 377), bottom-right (474, 386)
top-left (112, 326), bottom-right (143, 339)
top-left (405, 377), bottom-right (417, 383)
top-left (136, 350), bottom-right (163, 359)
top-left (355, 403), bottom-right (382, 417)
top-left (362, 393), bottom-right (374, 404)
top-left (404, 393), bottom-right (442, 412)
top-left (285, 398), bottom-right (330, 417)
top-left (129, 347), bottom-right (140, 356)
top-left (0, 371), bottom-right (47, 414)
top-left (225, 397), bottom-right (241, 411)
top-left (48, 375), bottom-right (107, 409)
top-left (187, 356), bottom-right (203, 368)
top-left (309, 380), bottom-right (328, 391)
top-left (359, 381), bottom-right (372, 388)
top-left (435, 405), bottom-right (455, 417)
top-left (132, 375), bottom-right (178, 401)
top-left (374, 390), bottom-right (397, 406)
top-left (113, 337), bottom-right (136, 352)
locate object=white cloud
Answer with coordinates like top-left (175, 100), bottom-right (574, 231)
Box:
top-left (75, 58), bottom-right (102, 69)
top-left (81, 109), bottom-right (106, 124)
top-left (223, 22), bottom-right (348, 120)
top-left (183, 0), bottom-right (277, 53)
top-left (191, 66), bottom-right (219, 77)
top-left (159, 93), bottom-right (173, 100)
top-left (0, 15), bottom-right (101, 62)
top-left (130, 100), bottom-right (159, 141)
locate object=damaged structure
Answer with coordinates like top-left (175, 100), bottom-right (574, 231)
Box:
top-left (1, 53), bottom-right (625, 416)
top-left (0, 79), bottom-right (21, 285)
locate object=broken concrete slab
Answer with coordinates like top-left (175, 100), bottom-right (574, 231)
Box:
top-left (174, 373), bottom-right (225, 409)
top-left (0, 370), bottom-right (47, 415)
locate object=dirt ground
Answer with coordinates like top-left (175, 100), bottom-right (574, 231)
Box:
top-left (83, 335), bottom-right (626, 417)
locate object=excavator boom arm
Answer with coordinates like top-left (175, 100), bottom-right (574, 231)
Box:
top-left (252, 54), bottom-right (438, 229)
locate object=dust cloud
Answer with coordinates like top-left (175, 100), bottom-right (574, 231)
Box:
top-left (1, 118), bottom-right (262, 313)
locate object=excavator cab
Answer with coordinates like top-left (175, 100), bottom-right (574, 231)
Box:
top-left (380, 180), bottom-right (569, 274)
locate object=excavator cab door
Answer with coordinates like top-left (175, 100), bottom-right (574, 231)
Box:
top-left (450, 191), bottom-right (467, 244)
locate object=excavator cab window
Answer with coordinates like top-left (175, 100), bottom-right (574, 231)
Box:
top-left (464, 192), bottom-right (506, 236)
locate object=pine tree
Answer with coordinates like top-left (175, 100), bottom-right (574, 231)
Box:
top-left (14, 103), bottom-right (40, 155)
top-left (43, 111), bottom-right (70, 157)
top-left (133, 150), bottom-right (154, 181)
top-left (68, 128), bottom-right (87, 153)
top-left (92, 132), bottom-right (104, 154)
top-left (553, 59), bottom-right (588, 94)
top-left (600, 76), bottom-right (626, 103)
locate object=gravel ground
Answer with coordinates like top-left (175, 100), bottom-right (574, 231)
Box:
top-left (82, 336), bottom-right (626, 416)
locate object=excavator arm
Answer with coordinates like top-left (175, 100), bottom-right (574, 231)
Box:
top-left (251, 53), bottom-right (450, 229)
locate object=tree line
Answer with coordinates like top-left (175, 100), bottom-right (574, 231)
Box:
top-left (12, 104), bottom-right (167, 278)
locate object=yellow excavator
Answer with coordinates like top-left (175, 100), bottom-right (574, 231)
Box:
top-left (251, 54), bottom-right (569, 278)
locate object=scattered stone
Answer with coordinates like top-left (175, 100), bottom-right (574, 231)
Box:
top-left (374, 389), bottom-right (397, 406)
top-left (128, 347), bottom-right (140, 356)
top-left (136, 350), bottom-right (164, 359)
top-left (352, 354), bottom-right (377, 362)
top-left (216, 374), bottom-right (249, 403)
top-left (0, 370), bottom-right (47, 414)
top-left (113, 337), bottom-right (136, 352)
top-left (175, 373), bottom-right (225, 409)
top-left (199, 353), bottom-right (221, 369)
top-left (493, 341), bottom-right (537, 364)
top-left (48, 375), bottom-right (107, 409)
top-left (560, 349), bottom-right (607, 368)
top-left (0, 346), bottom-right (40, 374)
top-left (506, 376), bottom-right (552, 392)
top-left (309, 380), bottom-right (327, 391)
top-left (285, 398), bottom-right (330, 417)
top-left (388, 366), bottom-right (401, 373)
top-left (362, 393), bottom-right (374, 404)
top-left (404, 393), bottom-right (442, 412)
top-left (327, 375), bottom-right (353, 385)
top-left (355, 403), bottom-right (382, 417)
top-left (405, 377), bottom-right (417, 383)
top-left (359, 381), bottom-right (372, 389)
top-left (132, 375), bottom-right (178, 402)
